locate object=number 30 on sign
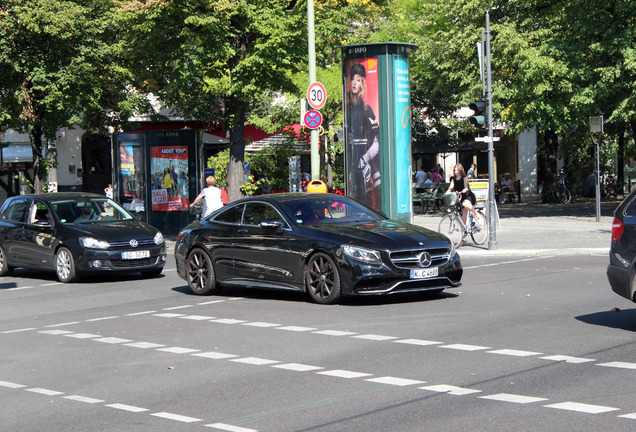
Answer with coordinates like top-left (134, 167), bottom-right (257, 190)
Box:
top-left (306, 82), bottom-right (326, 110)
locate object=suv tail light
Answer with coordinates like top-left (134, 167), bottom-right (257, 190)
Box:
top-left (611, 217), bottom-right (624, 242)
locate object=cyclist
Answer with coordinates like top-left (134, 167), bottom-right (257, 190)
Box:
top-left (447, 163), bottom-right (480, 225)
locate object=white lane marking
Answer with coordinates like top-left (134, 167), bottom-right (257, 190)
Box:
top-left (241, 322), bottom-right (280, 328)
top-left (106, 403), bottom-right (149, 412)
top-left (86, 316), bottom-right (118, 322)
top-left (487, 349), bottom-right (542, 357)
top-left (598, 361), bottom-right (636, 370)
top-left (41, 282), bottom-right (63, 286)
top-left (420, 384), bottom-right (482, 395)
top-left (124, 342), bottom-right (166, 349)
top-left (545, 402), bottom-right (620, 414)
top-left (540, 355), bottom-right (595, 363)
top-left (64, 333), bottom-right (101, 339)
top-left (26, 388), bottom-right (64, 396)
top-left (227, 298), bottom-right (244, 301)
top-left (38, 329), bottom-right (74, 335)
top-left (353, 334), bottom-right (398, 341)
top-left (365, 377), bottom-right (425, 386)
top-left (153, 313), bottom-right (185, 318)
top-left (317, 370), bottom-right (373, 379)
top-left (150, 412), bottom-right (202, 423)
top-left (125, 310), bottom-right (156, 316)
top-left (440, 344), bottom-right (490, 351)
top-left (197, 300), bottom-right (226, 305)
top-left (230, 357), bottom-right (279, 366)
top-left (157, 347), bottom-right (200, 354)
top-left (94, 337), bottom-right (133, 344)
top-left (464, 256), bottom-right (553, 270)
top-left (313, 330), bottom-right (357, 336)
top-left (7, 286), bottom-right (34, 290)
top-left (480, 393), bottom-right (548, 404)
top-left (192, 352), bottom-right (239, 360)
top-left (394, 339), bottom-right (442, 346)
top-left (1, 327), bottom-right (36, 333)
top-left (276, 325), bottom-right (317, 332)
top-left (272, 363), bottom-right (324, 372)
top-left (618, 413), bottom-right (636, 419)
top-left (163, 305), bottom-right (193, 310)
top-left (205, 422), bottom-right (258, 432)
top-left (180, 315), bottom-right (216, 320)
top-left (64, 395), bottom-right (105, 404)
top-left (0, 381), bottom-right (26, 388)
top-left (210, 318), bottom-right (247, 325)
top-left (44, 322), bottom-right (80, 327)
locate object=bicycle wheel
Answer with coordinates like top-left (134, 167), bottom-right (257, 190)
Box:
top-left (438, 213), bottom-right (464, 246)
top-left (470, 210), bottom-right (488, 245)
top-left (555, 184), bottom-right (571, 204)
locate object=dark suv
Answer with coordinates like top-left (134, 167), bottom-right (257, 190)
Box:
top-left (607, 189), bottom-right (636, 302)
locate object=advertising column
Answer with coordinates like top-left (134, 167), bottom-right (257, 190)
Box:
top-left (341, 43), bottom-right (417, 221)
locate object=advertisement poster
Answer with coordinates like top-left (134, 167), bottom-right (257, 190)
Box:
top-left (150, 146), bottom-right (189, 211)
top-left (344, 57), bottom-right (382, 210)
top-left (394, 56), bottom-right (412, 214)
top-left (119, 142), bottom-right (145, 213)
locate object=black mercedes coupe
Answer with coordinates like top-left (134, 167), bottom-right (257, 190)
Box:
top-left (175, 193), bottom-right (462, 304)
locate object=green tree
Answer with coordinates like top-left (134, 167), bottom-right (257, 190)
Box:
top-left (0, 0), bottom-right (149, 192)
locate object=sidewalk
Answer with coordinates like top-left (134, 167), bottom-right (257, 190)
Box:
top-left (413, 197), bottom-right (618, 257)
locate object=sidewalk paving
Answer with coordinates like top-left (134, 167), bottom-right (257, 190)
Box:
top-left (413, 196), bottom-right (618, 257)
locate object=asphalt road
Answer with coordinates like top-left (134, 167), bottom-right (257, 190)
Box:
top-left (2, 246), bottom-right (636, 431)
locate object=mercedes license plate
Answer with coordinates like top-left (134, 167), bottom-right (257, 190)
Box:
top-left (122, 250), bottom-right (150, 260)
top-left (410, 267), bottom-right (438, 279)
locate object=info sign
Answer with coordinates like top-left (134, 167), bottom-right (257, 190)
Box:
top-left (306, 82), bottom-right (327, 110)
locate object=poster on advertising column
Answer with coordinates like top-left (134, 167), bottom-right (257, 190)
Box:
top-left (150, 146), bottom-right (189, 211)
top-left (344, 57), bottom-right (382, 210)
top-left (394, 56), bottom-right (412, 215)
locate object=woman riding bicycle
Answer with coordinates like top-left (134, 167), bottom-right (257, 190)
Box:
top-left (447, 163), bottom-right (480, 225)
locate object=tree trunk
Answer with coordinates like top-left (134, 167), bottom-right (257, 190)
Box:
top-left (29, 123), bottom-right (46, 193)
top-left (538, 130), bottom-right (558, 203)
top-left (617, 127), bottom-right (624, 196)
top-left (226, 98), bottom-right (246, 203)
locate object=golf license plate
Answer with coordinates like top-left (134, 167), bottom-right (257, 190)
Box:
top-left (410, 267), bottom-right (438, 279)
top-left (122, 250), bottom-right (150, 260)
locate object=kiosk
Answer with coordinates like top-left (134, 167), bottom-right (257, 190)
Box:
top-left (113, 129), bottom-right (205, 235)
top-left (341, 42), bottom-right (417, 222)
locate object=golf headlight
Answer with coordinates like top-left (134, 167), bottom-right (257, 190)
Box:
top-left (342, 245), bottom-right (381, 264)
top-left (154, 232), bottom-right (164, 245)
top-left (80, 237), bottom-right (110, 249)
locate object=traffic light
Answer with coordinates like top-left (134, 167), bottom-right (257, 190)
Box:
top-left (469, 98), bottom-right (487, 129)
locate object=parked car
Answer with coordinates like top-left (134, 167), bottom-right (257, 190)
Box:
top-left (174, 193), bottom-right (462, 304)
top-left (608, 189), bottom-right (636, 302)
top-left (0, 193), bottom-right (166, 282)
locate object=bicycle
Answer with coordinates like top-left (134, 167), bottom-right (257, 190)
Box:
top-left (438, 192), bottom-right (488, 247)
top-left (553, 168), bottom-right (572, 204)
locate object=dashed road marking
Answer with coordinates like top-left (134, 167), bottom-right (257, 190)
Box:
top-left (1, 327), bottom-right (36, 333)
top-left (64, 332), bottom-right (101, 339)
top-left (125, 310), bottom-right (156, 316)
top-left (272, 363), bottom-right (323, 372)
top-left (545, 402), bottom-right (620, 414)
top-left (487, 349), bottom-right (542, 357)
top-left (150, 412), bottom-right (202, 423)
top-left (598, 361), bottom-right (636, 370)
top-left (230, 357), bottom-right (279, 366)
top-left (365, 377), bottom-right (425, 386)
top-left (480, 393), bottom-right (548, 404)
top-left (86, 316), bottom-right (119, 322)
top-left (0, 381), bottom-right (25, 389)
top-left (312, 330), bottom-right (357, 336)
top-left (276, 325), bottom-right (317, 332)
top-left (44, 322), bottom-right (80, 327)
top-left (192, 352), bottom-right (239, 360)
top-left (106, 403), bottom-right (149, 412)
top-left (26, 388), bottom-right (64, 396)
top-left (241, 321), bottom-right (280, 328)
top-left (394, 338), bottom-right (442, 346)
top-left (124, 342), bottom-right (166, 349)
top-left (317, 370), bottom-right (373, 379)
top-left (205, 423), bottom-right (258, 432)
top-left (211, 318), bottom-right (247, 324)
top-left (64, 395), bottom-right (105, 404)
top-left (540, 355), bottom-right (595, 363)
top-left (156, 347), bottom-right (200, 354)
top-left (39, 329), bottom-right (73, 335)
top-left (441, 343), bottom-right (490, 351)
top-left (352, 334), bottom-right (398, 341)
top-left (94, 337), bottom-right (133, 344)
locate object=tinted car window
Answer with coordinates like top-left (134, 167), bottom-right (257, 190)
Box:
top-left (212, 204), bottom-right (244, 224)
top-left (624, 194), bottom-right (636, 216)
top-left (242, 203), bottom-right (286, 227)
top-left (1, 198), bottom-right (30, 223)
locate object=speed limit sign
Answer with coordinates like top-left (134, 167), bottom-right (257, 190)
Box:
top-left (306, 82), bottom-right (327, 110)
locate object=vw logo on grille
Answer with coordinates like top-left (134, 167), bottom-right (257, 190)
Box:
top-left (418, 252), bottom-right (432, 268)
top-left (129, 239), bottom-right (138, 248)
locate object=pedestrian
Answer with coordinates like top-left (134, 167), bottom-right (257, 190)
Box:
top-left (415, 167), bottom-right (427, 184)
top-left (104, 183), bottom-right (113, 199)
top-left (430, 168), bottom-right (443, 184)
top-left (190, 176), bottom-right (223, 217)
top-left (467, 163), bottom-right (476, 179)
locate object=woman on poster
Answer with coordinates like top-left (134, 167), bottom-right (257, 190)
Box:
top-left (347, 62), bottom-right (381, 209)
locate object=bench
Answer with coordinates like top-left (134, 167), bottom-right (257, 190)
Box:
top-left (434, 183), bottom-right (450, 210)
top-left (413, 183), bottom-right (445, 213)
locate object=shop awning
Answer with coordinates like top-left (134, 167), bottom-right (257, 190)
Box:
top-left (2, 143), bottom-right (33, 163)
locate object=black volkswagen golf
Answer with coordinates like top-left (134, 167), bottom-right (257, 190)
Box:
top-left (0, 193), bottom-right (166, 282)
top-left (608, 188), bottom-right (636, 302)
top-left (175, 193), bottom-right (462, 304)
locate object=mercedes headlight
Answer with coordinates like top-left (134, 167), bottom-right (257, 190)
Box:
top-left (154, 231), bottom-right (164, 245)
top-left (342, 245), bottom-right (381, 264)
top-left (80, 237), bottom-right (110, 249)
